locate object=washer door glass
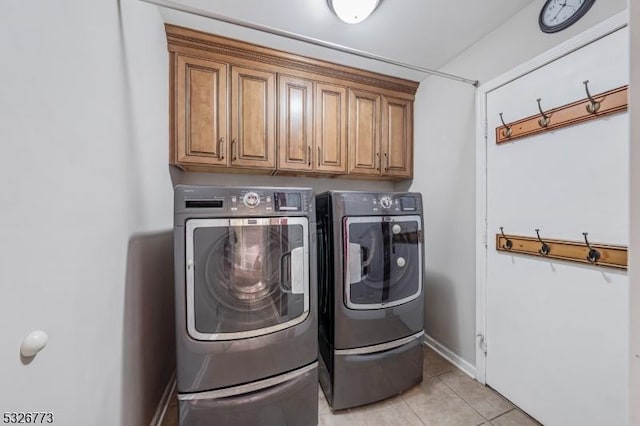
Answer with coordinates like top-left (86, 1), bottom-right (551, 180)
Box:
top-left (186, 217), bottom-right (309, 340)
top-left (344, 216), bottom-right (422, 309)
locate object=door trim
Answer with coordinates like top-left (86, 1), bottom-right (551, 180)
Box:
top-left (474, 12), bottom-right (628, 384)
top-left (185, 216), bottom-right (310, 341)
top-left (343, 215), bottom-right (422, 310)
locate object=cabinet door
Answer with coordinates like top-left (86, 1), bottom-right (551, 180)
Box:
top-left (231, 66), bottom-right (276, 169)
top-left (278, 75), bottom-right (313, 172)
top-left (314, 83), bottom-right (347, 173)
top-left (175, 55), bottom-right (228, 166)
top-left (348, 89), bottom-right (381, 175)
top-left (382, 96), bottom-right (413, 178)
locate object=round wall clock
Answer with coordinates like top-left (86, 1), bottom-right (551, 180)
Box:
top-left (539, 0), bottom-right (596, 33)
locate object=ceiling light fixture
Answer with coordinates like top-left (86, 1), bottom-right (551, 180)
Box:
top-left (327, 0), bottom-right (381, 24)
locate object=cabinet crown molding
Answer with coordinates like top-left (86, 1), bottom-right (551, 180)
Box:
top-left (166, 24), bottom-right (419, 95)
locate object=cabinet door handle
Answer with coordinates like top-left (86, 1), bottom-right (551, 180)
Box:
top-left (218, 137), bottom-right (225, 160)
top-left (317, 146), bottom-right (321, 167)
top-left (308, 146), bottom-right (311, 166)
top-left (376, 152), bottom-right (380, 171)
top-left (384, 152), bottom-right (388, 172)
top-left (232, 139), bottom-right (237, 161)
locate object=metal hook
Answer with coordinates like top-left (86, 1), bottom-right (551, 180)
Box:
top-left (500, 227), bottom-right (513, 250)
top-left (536, 98), bottom-right (550, 128)
top-left (535, 229), bottom-right (550, 256)
top-left (583, 232), bottom-right (601, 263)
top-left (499, 113), bottom-right (512, 138)
top-left (583, 80), bottom-right (601, 114)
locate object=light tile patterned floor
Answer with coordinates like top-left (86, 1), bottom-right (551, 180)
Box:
top-left (162, 346), bottom-right (542, 426)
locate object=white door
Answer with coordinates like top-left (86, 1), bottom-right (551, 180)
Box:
top-left (484, 27), bottom-right (629, 425)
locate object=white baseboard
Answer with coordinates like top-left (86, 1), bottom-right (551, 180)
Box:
top-left (423, 334), bottom-right (477, 379)
top-left (151, 372), bottom-right (176, 426)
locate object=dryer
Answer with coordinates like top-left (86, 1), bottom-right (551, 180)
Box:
top-left (316, 191), bottom-right (424, 410)
top-left (174, 185), bottom-right (318, 426)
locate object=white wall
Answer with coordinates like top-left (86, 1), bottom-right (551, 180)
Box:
top-left (403, 0), bottom-right (627, 366)
top-left (0, 1), bottom-right (392, 424)
top-left (0, 1), bottom-right (174, 424)
top-left (629, 1), bottom-right (640, 424)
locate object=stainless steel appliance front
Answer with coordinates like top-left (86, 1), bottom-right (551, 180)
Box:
top-left (316, 191), bottom-right (424, 411)
top-left (174, 185), bottom-right (318, 425)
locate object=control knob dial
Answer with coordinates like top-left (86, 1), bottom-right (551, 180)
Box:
top-left (379, 196), bottom-right (393, 209)
top-left (243, 192), bottom-right (261, 208)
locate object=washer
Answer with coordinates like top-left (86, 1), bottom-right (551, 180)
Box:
top-left (316, 191), bottom-right (424, 410)
top-left (174, 185), bottom-right (318, 426)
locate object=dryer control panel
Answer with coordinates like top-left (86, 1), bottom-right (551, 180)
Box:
top-left (332, 191), bottom-right (422, 216)
top-left (371, 194), bottom-right (420, 213)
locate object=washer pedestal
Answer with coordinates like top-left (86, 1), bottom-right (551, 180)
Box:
top-left (179, 365), bottom-right (318, 426)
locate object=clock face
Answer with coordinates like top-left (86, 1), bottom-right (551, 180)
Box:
top-left (539, 0), bottom-right (595, 33)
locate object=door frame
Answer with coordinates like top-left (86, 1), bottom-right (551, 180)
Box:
top-left (473, 12), bottom-right (628, 384)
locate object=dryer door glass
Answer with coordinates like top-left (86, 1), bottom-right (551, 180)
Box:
top-left (344, 216), bottom-right (422, 310)
top-left (186, 217), bottom-right (310, 340)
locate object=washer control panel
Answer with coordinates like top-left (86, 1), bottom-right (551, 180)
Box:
top-left (228, 189), bottom-right (309, 214)
top-left (179, 186), bottom-right (313, 216)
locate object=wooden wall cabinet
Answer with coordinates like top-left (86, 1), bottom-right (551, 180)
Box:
top-left (230, 66), bottom-right (276, 170)
top-left (278, 75), bottom-right (313, 172)
top-left (173, 55), bottom-right (228, 167)
top-left (349, 88), bottom-right (381, 176)
top-left (348, 90), bottom-right (413, 179)
top-left (277, 78), bottom-right (347, 174)
top-left (382, 96), bottom-right (413, 179)
top-left (167, 24), bottom-right (418, 180)
top-left (315, 83), bottom-right (348, 174)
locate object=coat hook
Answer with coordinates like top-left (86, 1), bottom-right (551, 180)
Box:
top-left (536, 98), bottom-right (550, 128)
top-left (535, 229), bottom-right (550, 256)
top-left (500, 227), bottom-right (513, 250)
top-left (583, 232), bottom-right (601, 263)
top-left (499, 113), bottom-right (512, 138)
top-left (583, 80), bottom-right (601, 114)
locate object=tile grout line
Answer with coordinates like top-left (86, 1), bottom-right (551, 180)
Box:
top-left (434, 367), bottom-right (517, 422)
top-left (434, 369), bottom-right (505, 423)
top-left (399, 398), bottom-right (427, 426)
top-left (401, 347), bottom-right (455, 425)
top-left (487, 408), bottom-right (517, 422)
top-left (423, 359), bottom-right (457, 380)
top-left (484, 385), bottom-right (543, 424)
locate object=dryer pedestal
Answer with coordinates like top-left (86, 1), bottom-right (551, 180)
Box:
top-left (319, 334), bottom-right (423, 410)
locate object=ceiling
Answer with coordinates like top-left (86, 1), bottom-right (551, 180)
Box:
top-left (157, 0), bottom-right (536, 82)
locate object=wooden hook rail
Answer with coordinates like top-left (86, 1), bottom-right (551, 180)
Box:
top-left (496, 233), bottom-right (628, 270)
top-left (496, 84), bottom-right (628, 144)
